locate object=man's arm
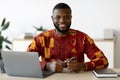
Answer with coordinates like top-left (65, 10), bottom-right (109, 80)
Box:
top-left (83, 35), bottom-right (109, 71)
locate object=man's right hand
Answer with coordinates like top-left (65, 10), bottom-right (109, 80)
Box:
top-left (55, 60), bottom-right (63, 73)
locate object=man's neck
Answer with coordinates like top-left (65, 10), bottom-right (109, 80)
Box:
top-left (55, 29), bottom-right (68, 35)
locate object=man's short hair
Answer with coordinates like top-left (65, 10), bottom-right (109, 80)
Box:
top-left (52, 3), bottom-right (72, 14)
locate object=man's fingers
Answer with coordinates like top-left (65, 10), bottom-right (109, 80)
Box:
top-left (69, 60), bottom-right (80, 72)
top-left (55, 62), bottom-right (63, 73)
top-left (55, 67), bottom-right (63, 72)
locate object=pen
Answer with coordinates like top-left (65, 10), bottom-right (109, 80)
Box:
top-left (63, 57), bottom-right (76, 67)
top-left (69, 57), bottom-right (76, 62)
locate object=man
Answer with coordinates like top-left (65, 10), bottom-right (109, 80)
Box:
top-left (27, 3), bottom-right (109, 73)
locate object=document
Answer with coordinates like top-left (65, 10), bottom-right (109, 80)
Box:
top-left (92, 68), bottom-right (118, 78)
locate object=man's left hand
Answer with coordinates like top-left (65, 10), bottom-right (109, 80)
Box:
top-left (69, 59), bottom-right (85, 73)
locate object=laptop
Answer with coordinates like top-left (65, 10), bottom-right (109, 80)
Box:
top-left (1, 51), bottom-right (54, 78)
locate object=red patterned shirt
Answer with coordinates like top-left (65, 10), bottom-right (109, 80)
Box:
top-left (27, 29), bottom-right (109, 71)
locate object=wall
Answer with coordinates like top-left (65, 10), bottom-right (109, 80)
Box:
top-left (0, 0), bottom-right (120, 67)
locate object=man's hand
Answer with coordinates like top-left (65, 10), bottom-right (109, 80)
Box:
top-left (69, 59), bottom-right (85, 73)
top-left (47, 59), bottom-right (85, 73)
top-left (55, 60), bottom-right (63, 73)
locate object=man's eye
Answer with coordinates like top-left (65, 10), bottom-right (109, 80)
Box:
top-left (64, 16), bottom-right (71, 19)
top-left (55, 16), bottom-right (60, 20)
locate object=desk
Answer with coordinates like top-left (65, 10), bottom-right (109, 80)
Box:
top-left (0, 69), bottom-right (120, 80)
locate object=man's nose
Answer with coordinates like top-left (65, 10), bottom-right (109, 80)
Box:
top-left (59, 17), bottom-right (65, 22)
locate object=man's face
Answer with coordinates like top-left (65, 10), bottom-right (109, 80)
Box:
top-left (52, 9), bottom-right (72, 34)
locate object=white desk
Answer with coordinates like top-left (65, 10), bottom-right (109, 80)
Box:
top-left (0, 69), bottom-right (120, 80)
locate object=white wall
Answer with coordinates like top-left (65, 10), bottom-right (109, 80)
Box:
top-left (0, 0), bottom-right (120, 67)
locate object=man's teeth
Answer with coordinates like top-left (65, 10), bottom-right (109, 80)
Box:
top-left (60, 24), bottom-right (66, 27)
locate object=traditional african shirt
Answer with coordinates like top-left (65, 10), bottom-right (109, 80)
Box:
top-left (27, 28), bottom-right (109, 71)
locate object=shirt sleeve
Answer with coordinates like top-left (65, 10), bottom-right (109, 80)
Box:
top-left (84, 35), bottom-right (109, 71)
top-left (27, 36), bottom-right (41, 56)
top-left (27, 36), bottom-right (48, 70)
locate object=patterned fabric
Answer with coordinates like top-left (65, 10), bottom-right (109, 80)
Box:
top-left (27, 29), bottom-right (109, 71)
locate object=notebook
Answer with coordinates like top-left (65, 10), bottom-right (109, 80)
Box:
top-left (1, 51), bottom-right (54, 78)
top-left (92, 68), bottom-right (118, 78)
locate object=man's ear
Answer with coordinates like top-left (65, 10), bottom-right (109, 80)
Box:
top-left (51, 16), bottom-right (53, 21)
top-left (70, 15), bottom-right (72, 19)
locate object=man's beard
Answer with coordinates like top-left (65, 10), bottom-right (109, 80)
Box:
top-left (53, 23), bottom-right (71, 34)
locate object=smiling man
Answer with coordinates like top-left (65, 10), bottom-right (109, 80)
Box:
top-left (52, 4), bottom-right (72, 35)
top-left (27, 3), bottom-right (109, 73)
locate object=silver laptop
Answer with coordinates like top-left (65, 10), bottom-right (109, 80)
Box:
top-left (1, 51), bottom-right (54, 78)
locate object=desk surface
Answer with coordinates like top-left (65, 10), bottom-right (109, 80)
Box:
top-left (0, 69), bottom-right (120, 80)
